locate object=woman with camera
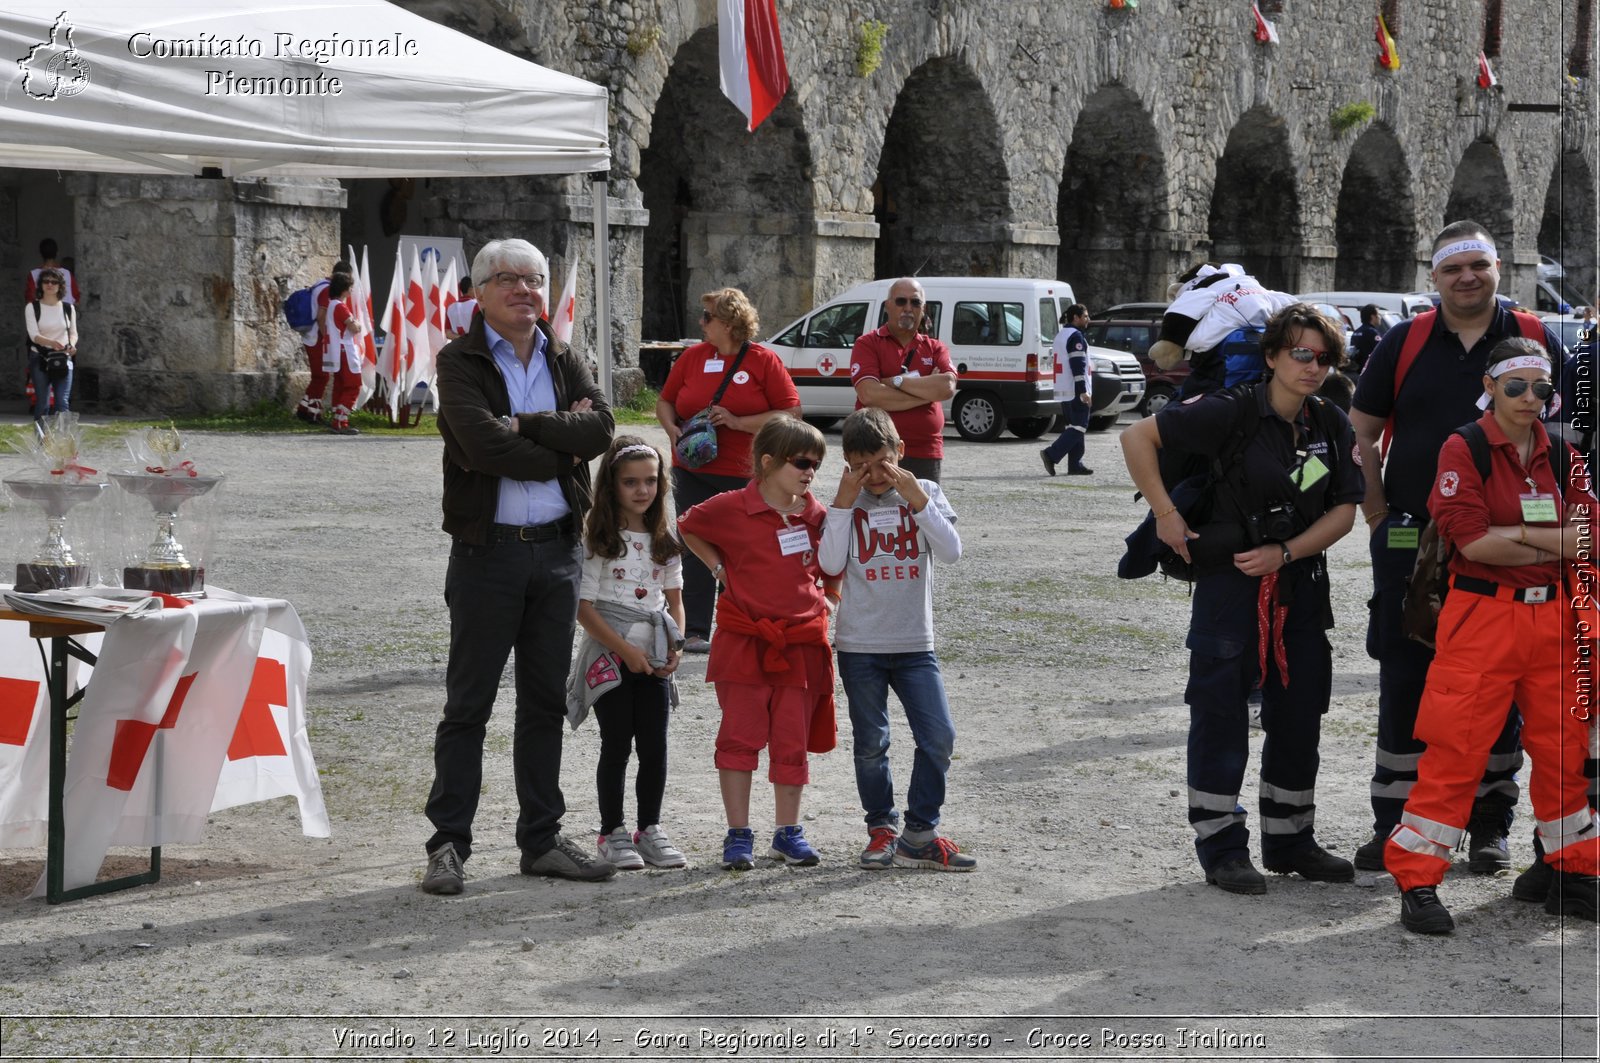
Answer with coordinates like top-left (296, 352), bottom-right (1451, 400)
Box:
top-left (655, 287), bottom-right (800, 653)
top-left (1383, 336), bottom-right (1598, 934)
top-left (24, 267), bottom-right (78, 424)
top-left (1121, 303), bottom-right (1365, 895)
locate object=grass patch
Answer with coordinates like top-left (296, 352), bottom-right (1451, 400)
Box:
top-left (615, 385), bottom-right (659, 426)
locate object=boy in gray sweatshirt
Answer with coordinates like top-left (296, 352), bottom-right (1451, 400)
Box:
top-left (819, 408), bottom-right (974, 871)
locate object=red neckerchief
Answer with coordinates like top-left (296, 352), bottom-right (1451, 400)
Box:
top-left (1255, 572), bottom-right (1289, 689)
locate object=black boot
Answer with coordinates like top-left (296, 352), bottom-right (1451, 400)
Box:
top-left (1465, 797), bottom-right (1512, 874)
top-left (1400, 886), bottom-right (1455, 934)
top-left (1544, 871), bottom-right (1600, 921)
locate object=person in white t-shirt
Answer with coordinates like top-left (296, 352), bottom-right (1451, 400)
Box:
top-left (24, 268), bottom-right (78, 422)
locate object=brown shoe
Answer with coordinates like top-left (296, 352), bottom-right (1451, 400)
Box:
top-left (521, 834), bottom-right (616, 882)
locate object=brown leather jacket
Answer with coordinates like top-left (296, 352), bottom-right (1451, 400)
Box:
top-left (436, 314), bottom-right (614, 544)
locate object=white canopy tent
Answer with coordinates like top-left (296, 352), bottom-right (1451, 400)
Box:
top-left (0, 0), bottom-right (615, 389)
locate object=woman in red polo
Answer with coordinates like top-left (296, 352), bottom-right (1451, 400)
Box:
top-left (1385, 337), bottom-right (1599, 933)
top-left (678, 417), bottom-right (835, 872)
top-left (656, 288), bottom-right (801, 653)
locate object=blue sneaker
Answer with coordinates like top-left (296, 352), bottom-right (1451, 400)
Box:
top-left (893, 835), bottom-right (978, 872)
top-left (768, 825), bottom-right (820, 866)
top-left (721, 828), bottom-right (755, 871)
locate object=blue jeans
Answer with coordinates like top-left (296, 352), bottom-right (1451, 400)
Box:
top-left (1042, 397), bottom-right (1088, 467)
top-left (838, 650), bottom-right (955, 832)
top-left (28, 350), bottom-right (72, 418)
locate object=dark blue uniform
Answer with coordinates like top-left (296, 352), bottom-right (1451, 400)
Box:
top-left (1350, 306), bottom-right (1563, 839)
top-left (1156, 385), bottom-right (1365, 872)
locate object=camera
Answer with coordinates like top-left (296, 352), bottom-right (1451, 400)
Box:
top-left (1244, 503), bottom-right (1301, 546)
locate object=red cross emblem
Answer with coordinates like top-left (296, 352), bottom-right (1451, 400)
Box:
top-left (817, 356), bottom-right (836, 376)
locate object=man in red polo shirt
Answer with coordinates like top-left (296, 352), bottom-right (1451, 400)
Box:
top-left (850, 278), bottom-right (958, 483)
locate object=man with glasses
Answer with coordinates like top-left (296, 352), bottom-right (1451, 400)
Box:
top-left (1349, 220), bottom-right (1565, 896)
top-left (850, 277), bottom-right (958, 482)
top-left (420, 238), bottom-right (617, 895)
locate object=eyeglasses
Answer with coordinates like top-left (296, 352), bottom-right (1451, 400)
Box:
top-left (786, 457), bottom-right (824, 472)
top-left (1499, 378), bottom-right (1555, 400)
top-left (700, 310), bottom-right (716, 323)
top-left (892, 297), bottom-right (924, 308)
top-left (489, 271), bottom-right (544, 290)
top-left (40, 280), bottom-right (60, 286)
top-left (1285, 346), bottom-right (1339, 367)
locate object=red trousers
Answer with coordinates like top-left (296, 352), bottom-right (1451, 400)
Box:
top-left (1386, 590), bottom-right (1600, 889)
top-left (305, 362), bottom-right (360, 412)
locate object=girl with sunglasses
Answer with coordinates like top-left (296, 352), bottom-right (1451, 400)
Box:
top-left (24, 268), bottom-right (78, 423)
top-left (678, 417), bottom-right (837, 871)
top-left (1385, 337), bottom-right (1599, 933)
top-left (1121, 303), bottom-right (1365, 896)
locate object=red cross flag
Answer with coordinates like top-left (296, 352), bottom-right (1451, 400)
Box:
top-left (348, 244), bottom-right (380, 409)
top-left (719, 0), bottom-right (790, 131)
top-left (0, 621), bottom-right (53, 846)
top-left (378, 246), bottom-right (409, 408)
top-left (552, 260), bottom-right (578, 345)
top-left (1477, 51), bottom-right (1497, 89)
top-left (1251, 3), bottom-right (1279, 46)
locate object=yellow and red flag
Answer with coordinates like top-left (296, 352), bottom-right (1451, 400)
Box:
top-left (1375, 14), bottom-right (1400, 71)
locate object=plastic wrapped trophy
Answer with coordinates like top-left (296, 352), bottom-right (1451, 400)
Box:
top-left (110, 426), bottom-right (223, 597)
top-left (3, 414), bottom-right (107, 591)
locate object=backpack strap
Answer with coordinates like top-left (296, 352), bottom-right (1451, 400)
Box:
top-left (1380, 310), bottom-right (1437, 459)
top-left (1456, 421), bottom-right (1492, 484)
top-left (1510, 309), bottom-right (1547, 343)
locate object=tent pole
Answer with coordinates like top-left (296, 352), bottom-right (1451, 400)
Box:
top-left (592, 172), bottom-right (612, 402)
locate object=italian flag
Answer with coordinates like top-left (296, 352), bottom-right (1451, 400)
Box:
top-left (719, 0), bottom-right (790, 131)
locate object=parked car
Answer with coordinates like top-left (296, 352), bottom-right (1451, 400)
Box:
top-left (1083, 316), bottom-right (1184, 416)
top-left (1094, 301), bottom-right (1167, 322)
top-left (765, 276), bottom-right (1141, 442)
top-left (1297, 290), bottom-right (1434, 322)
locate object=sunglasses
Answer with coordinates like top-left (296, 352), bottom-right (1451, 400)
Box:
top-left (1499, 378), bottom-right (1555, 400)
top-left (892, 297), bottom-right (924, 308)
top-left (786, 457), bottom-right (823, 472)
top-left (700, 310), bottom-right (716, 323)
top-left (1285, 346), bottom-right (1339, 367)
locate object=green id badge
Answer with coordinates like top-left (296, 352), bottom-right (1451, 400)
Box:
top-left (1520, 494), bottom-right (1558, 522)
top-left (1293, 455), bottom-right (1330, 491)
top-left (1388, 526), bottom-right (1419, 549)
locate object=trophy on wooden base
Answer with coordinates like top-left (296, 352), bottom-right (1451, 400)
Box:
top-left (111, 427), bottom-right (223, 598)
top-left (3, 477), bottom-right (106, 592)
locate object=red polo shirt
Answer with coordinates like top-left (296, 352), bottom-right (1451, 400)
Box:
top-left (661, 342), bottom-right (799, 479)
top-left (1431, 412), bottom-right (1591, 588)
top-left (849, 326), bottom-right (955, 460)
top-left (676, 481), bottom-right (829, 686)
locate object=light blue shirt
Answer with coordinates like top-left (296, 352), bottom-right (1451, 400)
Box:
top-left (486, 321), bottom-right (570, 526)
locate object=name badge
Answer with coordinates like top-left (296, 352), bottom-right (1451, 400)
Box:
top-left (703, 358), bottom-right (725, 373)
top-left (1293, 455), bottom-right (1330, 491)
top-left (1521, 493), bottom-right (1558, 523)
top-left (1387, 525), bottom-right (1419, 550)
top-left (776, 526), bottom-right (812, 556)
top-left (868, 506), bottom-right (902, 531)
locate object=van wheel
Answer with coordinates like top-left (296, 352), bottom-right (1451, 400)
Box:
top-left (803, 416), bottom-right (839, 431)
top-left (1007, 417), bottom-right (1050, 440)
top-left (1141, 383), bottom-right (1176, 417)
top-left (1088, 413), bottom-right (1120, 432)
top-left (952, 391), bottom-right (1007, 442)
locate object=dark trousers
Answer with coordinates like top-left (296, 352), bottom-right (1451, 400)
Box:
top-left (424, 533), bottom-right (581, 863)
top-left (1184, 562), bottom-right (1332, 872)
top-left (594, 667), bottom-right (671, 834)
top-left (1042, 397), bottom-right (1089, 468)
top-left (671, 466), bottom-right (747, 639)
top-left (1366, 520), bottom-right (1521, 837)
top-left (899, 456), bottom-right (942, 484)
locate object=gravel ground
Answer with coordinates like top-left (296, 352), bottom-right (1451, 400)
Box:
top-left (0, 415), bottom-right (1596, 1061)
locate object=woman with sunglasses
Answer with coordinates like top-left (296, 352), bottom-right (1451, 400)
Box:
top-left (1121, 303), bottom-right (1364, 896)
top-left (1385, 337), bottom-right (1598, 933)
top-left (656, 288), bottom-right (801, 653)
top-left (24, 268), bottom-right (78, 423)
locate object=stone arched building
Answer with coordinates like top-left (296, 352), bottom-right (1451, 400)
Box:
top-left (3, 0), bottom-right (1596, 410)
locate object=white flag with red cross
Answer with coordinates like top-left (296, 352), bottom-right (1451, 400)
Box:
top-left (0, 620), bottom-right (57, 846)
top-left (378, 246), bottom-right (409, 407)
top-left (553, 260), bottom-right (578, 345)
top-left (347, 244), bottom-right (380, 408)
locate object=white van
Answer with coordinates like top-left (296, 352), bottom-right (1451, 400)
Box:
top-left (765, 277), bottom-right (1144, 441)
top-left (1296, 291), bottom-right (1435, 322)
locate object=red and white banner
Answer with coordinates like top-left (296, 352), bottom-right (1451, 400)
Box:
top-left (378, 246), bottom-right (409, 409)
top-left (1374, 14), bottom-right (1400, 71)
top-left (1251, 3), bottom-right (1279, 46)
top-left (1477, 51), bottom-right (1497, 89)
top-left (347, 244), bottom-right (380, 409)
top-left (718, 0), bottom-right (789, 132)
top-left (552, 260), bottom-right (578, 345)
top-left (0, 621), bottom-right (60, 846)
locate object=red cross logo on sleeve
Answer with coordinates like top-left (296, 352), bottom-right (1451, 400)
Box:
top-left (106, 672), bottom-right (197, 791)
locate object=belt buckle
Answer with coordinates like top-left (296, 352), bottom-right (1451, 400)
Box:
top-left (1523, 586), bottom-right (1549, 604)
top-left (519, 524), bottom-right (540, 542)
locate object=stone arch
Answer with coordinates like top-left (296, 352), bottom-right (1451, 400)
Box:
top-left (1538, 150), bottom-right (1598, 304)
top-left (637, 25), bottom-right (814, 340)
top-left (873, 57), bottom-right (1011, 278)
top-left (1333, 124), bottom-right (1417, 291)
top-left (1443, 141), bottom-right (1514, 249)
top-left (1057, 84), bottom-right (1170, 308)
top-left (1208, 107), bottom-right (1301, 291)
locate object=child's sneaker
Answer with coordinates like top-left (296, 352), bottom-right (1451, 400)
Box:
top-left (596, 827), bottom-right (645, 870)
top-left (859, 826), bottom-right (898, 870)
top-left (721, 827), bottom-right (755, 871)
top-left (769, 825), bottom-right (820, 867)
top-left (634, 825), bottom-right (688, 869)
top-left (893, 835), bottom-right (977, 872)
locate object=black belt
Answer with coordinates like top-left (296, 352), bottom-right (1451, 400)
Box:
top-left (488, 517), bottom-right (574, 543)
top-left (1452, 575), bottom-right (1558, 604)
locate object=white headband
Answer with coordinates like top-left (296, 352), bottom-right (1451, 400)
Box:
top-left (610, 443), bottom-right (659, 464)
top-left (1475, 355), bottom-right (1553, 409)
top-left (1432, 239), bottom-right (1497, 270)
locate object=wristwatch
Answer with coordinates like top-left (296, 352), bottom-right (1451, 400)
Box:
top-left (1280, 544), bottom-right (1293, 566)
top-left (892, 374), bottom-right (905, 388)
top-left (498, 414), bottom-right (513, 429)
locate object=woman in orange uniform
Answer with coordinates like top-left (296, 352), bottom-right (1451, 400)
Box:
top-left (1385, 337), bottom-right (1598, 933)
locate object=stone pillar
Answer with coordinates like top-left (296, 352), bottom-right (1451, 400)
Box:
top-left (66, 174), bottom-right (345, 412)
top-left (811, 213), bottom-right (878, 307)
top-left (1003, 224), bottom-right (1060, 283)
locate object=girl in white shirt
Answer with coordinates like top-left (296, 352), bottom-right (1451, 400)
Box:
top-left (24, 268), bottom-right (78, 420)
top-left (577, 436), bottom-right (687, 869)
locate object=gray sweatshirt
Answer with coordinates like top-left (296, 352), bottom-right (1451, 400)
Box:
top-left (818, 480), bottom-right (961, 654)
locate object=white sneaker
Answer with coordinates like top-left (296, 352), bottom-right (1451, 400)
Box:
top-left (634, 824), bottom-right (688, 869)
top-left (596, 827), bottom-right (645, 870)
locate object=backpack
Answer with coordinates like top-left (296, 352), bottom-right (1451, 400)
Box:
top-left (282, 278), bottom-right (329, 340)
top-left (1119, 384), bottom-right (1343, 582)
top-left (1401, 421), bottom-right (1573, 647)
